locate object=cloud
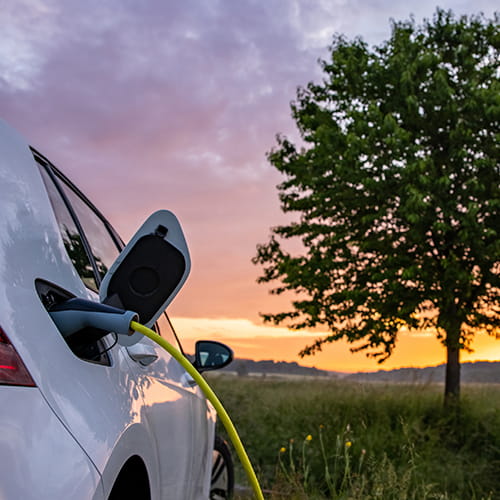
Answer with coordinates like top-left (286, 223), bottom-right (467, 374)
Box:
top-left (1, 0), bottom-right (498, 329)
top-left (171, 316), bottom-right (323, 339)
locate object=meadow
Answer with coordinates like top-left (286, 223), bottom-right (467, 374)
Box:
top-left (207, 374), bottom-right (500, 499)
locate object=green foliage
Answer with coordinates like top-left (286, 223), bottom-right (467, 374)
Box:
top-left (209, 375), bottom-right (500, 499)
top-left (253, 9), bottom-right (500, 397)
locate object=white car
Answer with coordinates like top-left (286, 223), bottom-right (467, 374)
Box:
top-left (0, 119), bottom-right (234, 500)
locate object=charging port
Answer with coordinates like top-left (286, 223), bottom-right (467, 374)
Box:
top-left (35, 279), bottom-right (113, 365)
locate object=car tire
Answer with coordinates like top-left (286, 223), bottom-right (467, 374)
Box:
top-left (210, 435), bottom-right (234, 500)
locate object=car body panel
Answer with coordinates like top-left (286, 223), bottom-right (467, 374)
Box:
top-left (0, 120), bottom-right (155, 477)
top-left (0, 386), bottom-right (104, 500)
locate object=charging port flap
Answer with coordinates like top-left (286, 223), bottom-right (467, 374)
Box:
top-left (99, 210), bottom-right (191, 328)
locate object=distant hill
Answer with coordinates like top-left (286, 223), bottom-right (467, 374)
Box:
top-left (344, 361), bottom-right (500, 384)
top-left (222, 358), bottom-right (331, 377)
top-left (222, 358), bottom-right (500, 383)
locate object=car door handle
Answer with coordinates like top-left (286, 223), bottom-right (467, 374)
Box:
top-left (181, 372), bottom-right (198, 388)
top-left (127, 344), bottom-right (159, 366)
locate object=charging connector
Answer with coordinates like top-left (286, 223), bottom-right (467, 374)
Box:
top-left (49, 298), bottom-right (139, 340)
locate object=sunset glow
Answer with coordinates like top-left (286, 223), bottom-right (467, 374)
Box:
top-left (177, 317), bottom-right (500, 372)
top-left (1, 1), bottom-right (498, 372)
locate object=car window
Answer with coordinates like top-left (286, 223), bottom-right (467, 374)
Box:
top-left (57, 181), bottom-right (120, 281)
top-left (156, 313), bottom-right (182, 351)
top-left (39, 166), bottom-right (98, 291)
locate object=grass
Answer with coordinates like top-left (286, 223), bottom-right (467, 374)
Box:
top-left (206, 374), bottom-right (500, 499)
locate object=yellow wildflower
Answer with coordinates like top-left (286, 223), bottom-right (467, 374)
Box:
top-left (279, 447), bottom-right (286, 453)
top-left (306, 434), bottom-right (313, 442)
top-left (345, 441), bottom-right (352, 448)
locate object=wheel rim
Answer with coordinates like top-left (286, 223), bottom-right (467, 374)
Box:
top-left (210, 448), bottom-right (230, 499)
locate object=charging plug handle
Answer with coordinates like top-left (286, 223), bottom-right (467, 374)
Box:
top-left (49, 298), bottom-right (139, 338)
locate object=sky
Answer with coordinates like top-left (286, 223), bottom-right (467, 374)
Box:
top-left (1, 0), bottom-right (498, 372)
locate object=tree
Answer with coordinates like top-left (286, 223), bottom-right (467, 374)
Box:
top-left (253, 9), bottom-right (499, 405)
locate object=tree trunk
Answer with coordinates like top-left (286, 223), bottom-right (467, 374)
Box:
top-left (444, 343), bottom-right (460, 406)
top-left (443, 312), bottom-right (462, 407)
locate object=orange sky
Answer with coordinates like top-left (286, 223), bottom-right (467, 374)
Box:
top-left (176, 317), bottom-right (500, 373)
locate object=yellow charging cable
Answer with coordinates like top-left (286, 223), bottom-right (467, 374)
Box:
top-left (130, 321), bottom-right (264, 500)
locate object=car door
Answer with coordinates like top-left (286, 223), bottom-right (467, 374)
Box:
top-left (155, 316), bottom-right (217, 500)
top-left (128, 313), bottom-right (215, 500)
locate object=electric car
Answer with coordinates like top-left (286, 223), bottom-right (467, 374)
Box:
top-left (0, 119), bottom-right (234, 500)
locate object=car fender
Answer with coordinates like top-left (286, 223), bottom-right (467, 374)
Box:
top-left (99, 422), bottom-right (160, 499)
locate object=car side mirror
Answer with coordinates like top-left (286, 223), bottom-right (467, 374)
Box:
top-left (99, 210), bottom-right (190, 345)
top-left (193, 341), bottom-right (233, 373)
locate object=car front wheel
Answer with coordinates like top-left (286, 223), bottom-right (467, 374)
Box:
top-left (210, 435), bottom-right (234, 499)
